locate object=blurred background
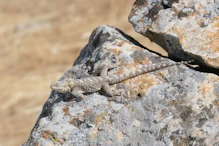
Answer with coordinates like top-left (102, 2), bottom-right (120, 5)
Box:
top-left (0, 0), bottom-right (166, 145)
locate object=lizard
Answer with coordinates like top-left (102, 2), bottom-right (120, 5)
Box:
top-left (50, 60), bottom-right (192, 100)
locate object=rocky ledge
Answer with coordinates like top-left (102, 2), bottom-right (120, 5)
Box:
top-left (129, 0), bottom-right (219, 69)
top-left (23, 25), bottom-right (219, 146)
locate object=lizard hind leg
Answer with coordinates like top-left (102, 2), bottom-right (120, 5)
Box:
top-left (102, 83), bottom-right (127, 102)
top-left (100, 64), bottom-right (118, 76)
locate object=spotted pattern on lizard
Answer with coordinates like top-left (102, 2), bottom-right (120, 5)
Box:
top-left (50, 61), bottom-right (192, 100)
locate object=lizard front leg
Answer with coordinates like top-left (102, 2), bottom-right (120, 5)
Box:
top-left (71, 90), bottom-right (85, 100)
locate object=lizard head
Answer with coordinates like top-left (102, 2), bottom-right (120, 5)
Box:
top-left (50, 81), bottom-right (72, 93)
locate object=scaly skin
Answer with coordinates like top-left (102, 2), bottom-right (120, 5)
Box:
top-left (50, 60), bottom-right (192, 99)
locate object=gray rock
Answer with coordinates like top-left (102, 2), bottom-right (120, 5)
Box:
top-left (23, 25), bottom-right (219, 146)
top-left (129, 0), bottom-right (219, 69)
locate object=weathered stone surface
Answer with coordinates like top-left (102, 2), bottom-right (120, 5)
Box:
top-left (23, 25), bottom-right (219, 146)
top-left (129, 0), bottom-right (219, 69)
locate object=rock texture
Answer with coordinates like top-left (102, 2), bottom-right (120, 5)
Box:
top-left (23, 25), bottom-right (219, 146)
top-left (129, 0), bottom-right (219, 69)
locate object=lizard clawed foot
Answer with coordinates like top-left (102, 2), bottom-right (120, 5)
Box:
top-left (107, 95), bottom-right (128, 104)
top-left (107, 89), bottom-right (129, 103)
top-left (71, 92), bottom-right (85, 102)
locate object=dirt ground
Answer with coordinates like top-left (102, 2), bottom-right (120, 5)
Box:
top-left (0, 1), bottom-right (166, 145)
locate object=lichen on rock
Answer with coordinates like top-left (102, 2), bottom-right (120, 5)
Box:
top-left (129, 0), bottom-right (219, 69)
top-left (23, 25), bottom-right (219, 146)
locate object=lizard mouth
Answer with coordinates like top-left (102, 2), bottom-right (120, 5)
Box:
top-left (59, 85), bottom-right (71, 93)
top-left (50, 82), bottom-right (70, 93)
top-left (55, 87), bottom-right (70, 93)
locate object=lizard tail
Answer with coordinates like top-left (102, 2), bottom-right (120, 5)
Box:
top-left (109, 60), bottom-right (193, 84)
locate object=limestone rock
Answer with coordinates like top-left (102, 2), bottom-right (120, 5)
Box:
top-left (23, 25), bottom-right (219, 146)
top-left (129, 0), bottom-right (219, 69)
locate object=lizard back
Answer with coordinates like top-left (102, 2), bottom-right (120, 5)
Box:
top-left (106, 61), bottom-right (187, 84)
